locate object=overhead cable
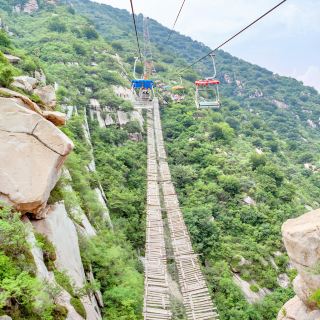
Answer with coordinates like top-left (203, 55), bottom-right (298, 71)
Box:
top-left (129, 0), bottom-right (143, 62)
top-left (166, 0), bottom-right (187, 43)
top-left (178, 0), bottom-right (287, 74)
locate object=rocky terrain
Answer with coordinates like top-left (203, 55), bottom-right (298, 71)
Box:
top-left (0, 57), bottom-right (105, 319)
top-left (278, 209), bottom-right (320, 320)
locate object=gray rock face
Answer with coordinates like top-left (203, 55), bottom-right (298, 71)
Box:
top-left (0, 98), bottom-right (73, 217)
top-left (32, 203), bottom-right (102, 320)
top-left (23, 216), bottom-right (85, 320)
top-left (12, 76), bottom-right (38, 93)
top-left (34, 85), bottom-right (57, 108)
top-left (32, 203), bottom-right (86, 287)
top-left (233, 274), bottom-right (270, 304)
top-left (23, 0), bottom-right (39, 13)
top-left (4, 54), bottom-right (21, 64)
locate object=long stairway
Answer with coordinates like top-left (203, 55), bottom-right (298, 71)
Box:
top-left (142, 98), bottom-right (219, 320)
top-left (143, 104), bottom-right (171, 320)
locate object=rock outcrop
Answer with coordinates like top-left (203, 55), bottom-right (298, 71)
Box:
top-left (4, 54), bottom-right (21, 64)
top-left (32, 202), bottom-right (102, 320)
top-left (0, 98), bottom-right (73, 217)
top-left (277, 209), bottom-right (320, 319)
top-left (23, 216), bottom-right (88, 320)
top-left (34, 85), bottom-right (57, 108)
top-left (12, 76), bottom-right (38, 93)
top-left (23, 0), bottom-right (39, 13)
top-left (233, 274), bottom-right (270, 304)
top-left (43, 111), bottom-right (66, 126)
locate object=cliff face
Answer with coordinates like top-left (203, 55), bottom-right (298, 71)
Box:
top-left (278, 209), bottom-right (320, 320)
top-left (0, 95), bottom-right (73, 218)
top-left (14, 0), bottom-right (58, 13)
top-left (0, 66), bottom-right (103, 318)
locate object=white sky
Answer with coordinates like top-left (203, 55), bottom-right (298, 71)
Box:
top-left (92, 0), bottom-right (320, 91)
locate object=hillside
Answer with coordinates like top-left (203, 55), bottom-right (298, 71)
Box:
top-left (0, 1), bottom-right (320, 320)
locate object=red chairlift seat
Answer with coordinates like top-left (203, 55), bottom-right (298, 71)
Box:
top-left (195, 79), bottom-right (220, 86)
top-left (194, 54), bottom-right (221, 109)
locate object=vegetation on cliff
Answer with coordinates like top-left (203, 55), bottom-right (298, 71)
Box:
top-left (0, 0), bottom-right (320, 319)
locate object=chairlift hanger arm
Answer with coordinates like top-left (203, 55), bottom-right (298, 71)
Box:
top-left (129, 0), bottom-right (143, 62)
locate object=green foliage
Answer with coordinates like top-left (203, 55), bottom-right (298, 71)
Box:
top-left (250, 153), bottom-right (267, 170)
top-left (35, 233), bottom-right (56, 271)
top-left (20, 57), bottom-right (38, 73)
top-left (70, 297), bottom-right (86, 318)
top-left (309, 289), bottom-right (320, 308)
top-left (48, 19), bottom-right (67, 33)
top-left (0, 30), bottom-right (11, 47)
top-left (52, 304), bottom-right (68, 320)
top-left (210, 122), bottom-right (234, 141)
top-left (218, 175), bottom-right (241, 195)
top-left (4, 1), bottom-right (320, 319)
top-left (0, 207), bottom-right (57, 319)
top-left (53, 270), bottom-right (74, 297)
top-left (124, 120), bottom-right (142, 133)
top-left (82, 26), bottom-right (98, 39)
top-left (0, 65), bottom-right (14, 87)
top-left (250, 284), bottom-right (259, 293)
top-left (81, 230), bottom-right (143, 319)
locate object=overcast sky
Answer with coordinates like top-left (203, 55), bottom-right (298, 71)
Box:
top-left (92, 0), bottom-right (320, 91)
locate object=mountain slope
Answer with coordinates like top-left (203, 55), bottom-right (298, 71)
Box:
top-left (0, 1), bottom-right (320, 320)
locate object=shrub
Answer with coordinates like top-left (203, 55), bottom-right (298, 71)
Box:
top-left (35, 233), bottom-right (56, 271)
top-left (250, 284), bottom-right (260, 293)
top-left (309, 289), bottom-right (320, 308)
top-left (0, 30), bottom-right (11, 47)
top-left (218, 175), bottom-right (241, 195)
top-left (73, 43), bottom-right (87, 55)
top-left (70, 297), bottom-right (86, 318)
top-left (111, 41), bottom-right (123, 51)
top-left (0, 65), bottom-right (14, 87)
top-left (53, 270), bottom-right (75, 297)
top-left (209, 122), bottom-right (234, 141)
top-left (48, 20), bottom-right (67, 33)
top-left (20, 57), bottom-right (38, 73)
top-left (52, 304), bottom-right (68, 320)
top-left (124, 121), bottom-right (141, 134)
top-left (250, 153), bottom-right (267, 170)
top-left (82, 26), bottom-right (98, 39)
top-left (67, 6), bottom-right (75, 15)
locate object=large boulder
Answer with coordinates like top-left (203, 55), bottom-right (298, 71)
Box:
top-left (4, 54), bottom-right (21, 64)
top-left (0, 98), bottom-right (73, 217)
top-left (282, 209), bottom-right (320, 295)
top-left (277, 296), bottom-right (320, 320)
top-left (34, 85), bottom-right (57, 108)
top-left (278, 209), bottom-right (320, 318)
top-left (0, 87), bottom-right (43, 115)
top-left (43, 111), bottom-right (66, 126)
top-left (12, 76), bottom-right (38, 93)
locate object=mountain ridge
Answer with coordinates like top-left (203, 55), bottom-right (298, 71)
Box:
top-left (0, 0), bottom-right (320, 319)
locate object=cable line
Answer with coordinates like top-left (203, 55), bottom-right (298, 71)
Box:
top-left (129, 0), bottom-right (143, 62)
top-left (178, 0), bottom-right (287, 74)
top-left (166, 0), bottom-right (187, 43)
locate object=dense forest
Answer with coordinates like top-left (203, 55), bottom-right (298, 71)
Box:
top-left (0, 0), bottom-right (320, 319)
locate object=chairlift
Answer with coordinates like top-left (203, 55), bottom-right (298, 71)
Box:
top-left (172, 76), bottom-right (185, 92)
top-left (195, 54), bottom-right (220, 109)
top-left (131, 57), bottom-right (155, 101)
